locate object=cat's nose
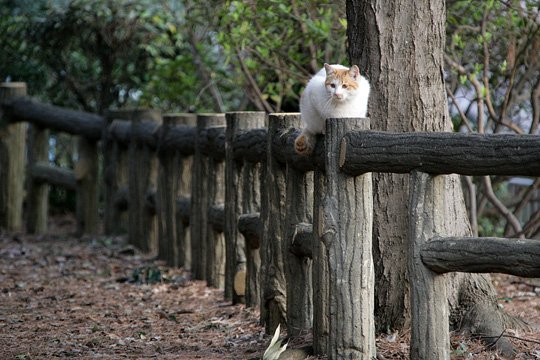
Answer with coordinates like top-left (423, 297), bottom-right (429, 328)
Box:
top-left (335, 93), bottom-right (344, 99)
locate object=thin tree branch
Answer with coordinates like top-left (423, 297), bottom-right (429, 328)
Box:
top-left (187, 30), bottom-right (225, 112)
top-left (530, 75), bottom-right (540, 134)
top-left (447, 87), bottom-right (474, 132)
top-left (464, 176), bottom-right (479, 237)
top-left (481, 176), bottom-right (524, 238)
top-left (234, 46), bottom-right (274, 113)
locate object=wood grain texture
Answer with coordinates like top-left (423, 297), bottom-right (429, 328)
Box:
top-left (408, 171), bottom-right (450, 360)
top-left (0, 83), bottom-right (27, 232)
top-left (191, 114), bottom-right (225, 281)
top-left (156, 114), bottom-right (196, 267)
top-left (322, 117), bottom-right (375, 359)
top-left (283, 115), bottom-right (313, 337)
top-left (238, 213), bottom-right (261, 250)
top-left (260, 113), bottom-right (288, 334)
top-left (421, 237), bottom-right (540, 277)
top-left (224, 112), bottom-right (266, 305)
top-left (341, 130), bottom-right (540, 176)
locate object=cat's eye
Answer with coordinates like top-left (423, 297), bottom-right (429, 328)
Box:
top-left (330, 84), bottom-right (336, 88)
top-left (342, 84), bottom-right (348, 89)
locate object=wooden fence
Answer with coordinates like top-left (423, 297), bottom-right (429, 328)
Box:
top-left (1, 82), bottom-right (540, 359)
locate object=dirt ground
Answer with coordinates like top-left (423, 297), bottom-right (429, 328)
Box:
top-left (1, 216), bottom-right (539, 359)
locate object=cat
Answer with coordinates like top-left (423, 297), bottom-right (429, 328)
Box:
top-left (294, 63), bottom-right (370, 155)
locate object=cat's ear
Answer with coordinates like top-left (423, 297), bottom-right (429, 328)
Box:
top-left (324, 63), bottom-right (334, 75)
top-left (349, 65), bottom-right (360, 80)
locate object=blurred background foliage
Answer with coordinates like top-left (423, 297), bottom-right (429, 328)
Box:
top-left (0, 0), bottom-right (539, 236)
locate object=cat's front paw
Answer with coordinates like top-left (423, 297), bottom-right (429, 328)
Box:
top-left (294, 134), bottom-right (314, 155)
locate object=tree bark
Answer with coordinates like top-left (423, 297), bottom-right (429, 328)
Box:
top-left (346, 1), bottom-right (512, 350)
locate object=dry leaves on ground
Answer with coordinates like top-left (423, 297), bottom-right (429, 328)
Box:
top-left (1, 217), bottom-right (539, 359)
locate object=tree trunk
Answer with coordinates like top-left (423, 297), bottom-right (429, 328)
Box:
top-left (346, 1), bottom-right (513, 352)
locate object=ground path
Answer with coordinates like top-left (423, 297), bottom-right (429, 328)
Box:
top-left (1, 217), bottom-right (539, 359)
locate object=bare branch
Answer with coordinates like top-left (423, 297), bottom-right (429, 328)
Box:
top-left (187, 30), bottom-right (225, 112)
top-left (481, 176), bottom-right (524, 238)
top-left (234, 46), bottom-right (274, 113)
top-left (530, 75), bottom-right (540, 134)
top-left (447, 87), bottom-right (474, 132)
top-left (463, 176), bottom-right (478, 237)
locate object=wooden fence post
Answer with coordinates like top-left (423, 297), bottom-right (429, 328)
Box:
top-left (26, 125), bottom-right (49, 234)
top-left (103, 110), bottom-right (119, 235)
top-left (0, 83), bottom-right (27, 232)
top-left (408, 170), bottom-right (450, 359)
top-left (127, 109), bottom-right (161, 252)
top-left (321, 117), bottom-right (375, 359)
top-left (225, 111), bottom-right (266, 304)
top-left (191, 114), bottom-right (225, 281)
top-left (112, 136), bottom-right (129, 234)
top-left (106, 110), bottom-right (158, 236)
top-left (205, 126), bottom-right (226, 288)
top-left (312, 168), bottom-right (329, 354)
top-left (260, 113), bottom-right (288, 333)
top-left (75, 137), bottom-right (99, 236)
top-left (174, 118), bottom-right (196, 270)
top-left (157, 113), bottom-right (196, 267)
top-left (281, 114), bottom-right (313, 337)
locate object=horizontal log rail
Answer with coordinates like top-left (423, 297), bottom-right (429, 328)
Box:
top-left (29, 162), bottom-right (77, 190)
top-left (208, 204), bottom-right (225, 232)
top-left (1, 97), bottom-right (104, 140)
top-left (421, 237), bottom-right (540, 278)
top-left (233, 129), bottom-right (267, 163)
top-left (238, 213), bottom-right (261, 249)
top-left (200, 127), bottom-right (226, 160)
top-left (176, 197), bottom-right (191, 226)
top-left (290, 222), bottom-right (313, 259)
top-left (108, 120), bottom-right (160, 149)
top-left (158, 125), bottom-right (196, 155)
top-left (113, 186), bottom-right (129, 211)
top-left (341, 130), bottom-right (540, 176)
top-left (271, 127), bottom-right (324, 172)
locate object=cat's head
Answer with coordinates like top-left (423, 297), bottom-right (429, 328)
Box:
top-left (324, 63), bottom-right (361, 102)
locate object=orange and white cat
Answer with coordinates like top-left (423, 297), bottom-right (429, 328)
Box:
top-left (294, 63), bottom-right (370, 155)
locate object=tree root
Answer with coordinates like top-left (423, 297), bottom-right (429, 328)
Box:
top-left (458, 303), bottom-right (531, 358)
